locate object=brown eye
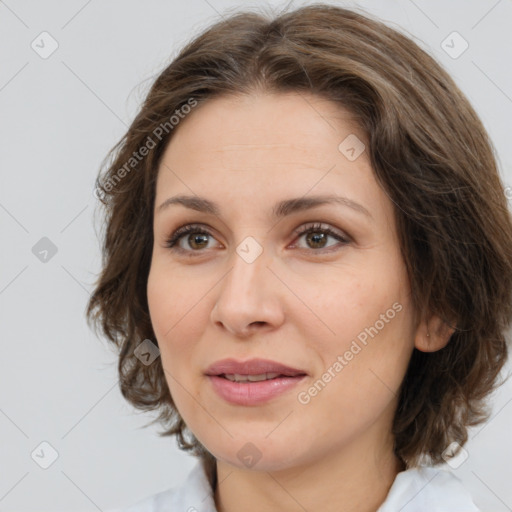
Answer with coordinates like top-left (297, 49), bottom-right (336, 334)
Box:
top-left (165, 224), bottom-right (219, 252)
top-left (186, 233), bottom-right (210, 250)
top-left (304, 231), bottom-right (329, 249)
top-left (293, 223), bottom-right (350, 252)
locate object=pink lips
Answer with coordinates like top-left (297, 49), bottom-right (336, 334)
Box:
top-left (206, 358), bottom-right (306, 377)
top-left (205, 358), bottom-right (307, 406)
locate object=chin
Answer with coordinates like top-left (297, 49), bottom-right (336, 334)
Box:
top-left (200, 434), bottom-right (302, 473)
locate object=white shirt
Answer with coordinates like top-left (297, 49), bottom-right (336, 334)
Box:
top-left (109, 460), bottom-right (480, 511)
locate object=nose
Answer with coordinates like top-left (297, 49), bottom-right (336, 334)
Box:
top-left (210, 243), bottom-right (285, 338)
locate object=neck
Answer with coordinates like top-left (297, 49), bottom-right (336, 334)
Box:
top-left (213, 429), bottom-right (405, 512)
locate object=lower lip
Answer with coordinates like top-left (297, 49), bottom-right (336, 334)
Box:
top-left (207, 375), bottom-right (306, 405)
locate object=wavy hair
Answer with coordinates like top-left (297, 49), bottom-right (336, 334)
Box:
top-left (86, 3), bottom-right (512, 484)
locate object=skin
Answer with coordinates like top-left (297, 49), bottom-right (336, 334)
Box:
top-left (147, 91), bottom-right (453, 512)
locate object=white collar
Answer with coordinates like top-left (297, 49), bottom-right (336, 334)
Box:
top-left (119, 460), bottom-right (480, 511)
top-left (377, 464), bottom-right (480, 511)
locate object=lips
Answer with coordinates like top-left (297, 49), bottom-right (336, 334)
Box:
top-left (205, 358), bottom-right (308, 406)
top-left (205, 358), bottom-right (307, 378)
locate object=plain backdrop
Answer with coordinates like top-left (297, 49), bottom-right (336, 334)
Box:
top-left (1, 0), bottom-right (511, 510)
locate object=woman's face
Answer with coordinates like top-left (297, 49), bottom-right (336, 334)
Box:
top-left (147, 92), bottom-right (419, 471)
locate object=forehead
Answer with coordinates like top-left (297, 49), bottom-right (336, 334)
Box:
top-left (154, 92), bottom-right (396, 236)
top-left (160, 92), bottom-right (367, 168)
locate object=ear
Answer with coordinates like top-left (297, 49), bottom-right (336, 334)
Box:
top-left (414, 313), bottom-right (456, 353)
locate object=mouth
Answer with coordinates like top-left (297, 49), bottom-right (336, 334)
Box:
top-left (205, 358), bottom-right (308, 405)
top-left (221, 372), bottom-right (294, 382)
top-left (205, 357), bottom-right (307, 378)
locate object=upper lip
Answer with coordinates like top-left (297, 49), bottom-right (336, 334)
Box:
top-left (205, 358), bottom-right (307, 377)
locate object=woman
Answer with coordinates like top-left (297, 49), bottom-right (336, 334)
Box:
top-left (87, 4), bottom-right (512, 511)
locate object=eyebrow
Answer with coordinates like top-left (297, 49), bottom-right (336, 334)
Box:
top-left (156, 194), bottom-right (372, 220)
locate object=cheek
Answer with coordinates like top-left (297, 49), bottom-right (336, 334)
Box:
top-left (299, 306), bottom-right (414, 438)
top-left (147, 262), bottom-right (209, 394)
top-left (308, 250), bottom-right (413, 381)
top-left (147, 281), bottom-right (193, 421)
top-left (147, 266), bottom-right (189, 392)
top-left (147, 261), bottom-right (204, 342)
top-left (310, 258), bottom-right (405, 338)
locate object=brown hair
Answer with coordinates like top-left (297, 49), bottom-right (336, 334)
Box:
top-left (86, 3), bottom-right (512, 482)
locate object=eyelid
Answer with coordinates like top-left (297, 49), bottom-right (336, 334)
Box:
top-left (164, 221), bottom-right (351, 254)
top-left (292, 222), bottom-right (351, 244)
top-left (164, 223), bottom-right (220, 251)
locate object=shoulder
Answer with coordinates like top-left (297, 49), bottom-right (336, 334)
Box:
top-left (105, 461), bottom-right (217, 512)
top-left (378, 465), bottom-right (481, 512)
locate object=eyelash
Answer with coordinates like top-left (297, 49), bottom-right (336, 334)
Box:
top-left (164, 222), bottom-right (350, 255)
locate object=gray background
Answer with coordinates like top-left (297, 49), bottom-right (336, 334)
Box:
top-left (1, 0), bottom-right (511, 510)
